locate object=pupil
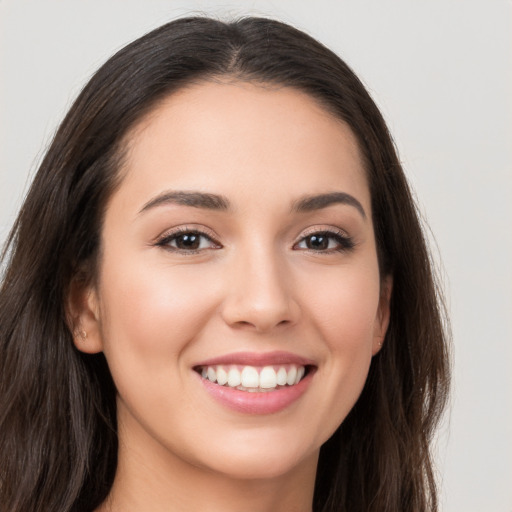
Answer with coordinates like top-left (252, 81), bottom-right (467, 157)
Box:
top-left (308, 235), bottom-right (328, 250)
top-left (177, 234), bottom-right (199, 249)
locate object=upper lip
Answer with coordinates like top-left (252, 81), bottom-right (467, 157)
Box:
top-left (194, 351), bottom-right (316, 368)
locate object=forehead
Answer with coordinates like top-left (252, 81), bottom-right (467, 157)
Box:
top-left (116, 81), bottom-right (370, 214)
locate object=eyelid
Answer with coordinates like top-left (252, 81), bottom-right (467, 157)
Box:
top-left (293, 225), bottom-right (355, 252)
top-left (299, 225), bottom-right (351, 239)
top-left (154, 225), bottom-right (222, 251)
top-left (152, 224), bottom-right (354, 254)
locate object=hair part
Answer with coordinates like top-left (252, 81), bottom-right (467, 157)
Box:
top-left (0, 16), bottom-right (450, 512)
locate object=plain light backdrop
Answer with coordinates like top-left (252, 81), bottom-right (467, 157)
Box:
top-left (1, 1), bottom-right (511, 510)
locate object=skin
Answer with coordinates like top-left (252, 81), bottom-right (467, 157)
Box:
top-left (71, 81), bottom-right (391, 512)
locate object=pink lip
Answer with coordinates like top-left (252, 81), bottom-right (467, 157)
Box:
top-left (196, 371), bottom-right (314, 414)
top-left (194, 350), bottom-right (315, 368)
top-left (193, 351), bottom-right (316, 415)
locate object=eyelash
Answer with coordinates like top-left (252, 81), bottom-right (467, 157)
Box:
top-left (155, 227), bottom-right (221, 254)
top-left (294, 229), bottom-right (355, 253)
top-left (155, 227), bottom-right (354, 254)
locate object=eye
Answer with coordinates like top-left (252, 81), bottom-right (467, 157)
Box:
top-left (294, 230), bottom-right (354, 253)
top-left (156, 229), bottom-right (221, 253)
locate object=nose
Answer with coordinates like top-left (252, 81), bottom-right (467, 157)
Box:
top-left (220, 245), bottom-right (300, 333)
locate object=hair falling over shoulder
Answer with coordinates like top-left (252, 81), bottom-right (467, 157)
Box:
top-left (0, 16), bottom-right (450, 512)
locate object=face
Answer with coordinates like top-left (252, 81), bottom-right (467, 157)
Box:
top-left (74, 81), bottom-right (391, 482)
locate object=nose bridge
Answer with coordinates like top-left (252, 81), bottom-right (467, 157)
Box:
top-left (221, 237), bottom-right (298, 331)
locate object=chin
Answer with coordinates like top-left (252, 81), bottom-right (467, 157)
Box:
top-left (191, 433), bottom-right (319, 481)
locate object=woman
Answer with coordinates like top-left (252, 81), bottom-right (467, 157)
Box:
top-left (0, 16), bottom-right (450, 512)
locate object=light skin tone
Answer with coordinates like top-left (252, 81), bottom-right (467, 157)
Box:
top-left (70, 81), bottom-right (391, 512)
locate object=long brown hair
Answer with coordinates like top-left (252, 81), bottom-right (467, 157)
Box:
top-left (0, 17), bottom-right (450, 512)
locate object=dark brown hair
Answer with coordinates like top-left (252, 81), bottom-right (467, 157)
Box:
top-left (0, 16), bottom-right (450, 512)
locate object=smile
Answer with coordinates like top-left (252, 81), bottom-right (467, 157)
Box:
top-left (197, 364), bottom-right (307, 392)
top-left (193, 352), bottom-right (316, 414)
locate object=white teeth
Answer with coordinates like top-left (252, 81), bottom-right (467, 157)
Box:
top-left (241, 366), bottom-right (259, 387)
top-left (276, 367), bottom-right (287, 386)
top-left (286, 366), bottom-right (297, 386)
top-left (259, 366), bottom-right (277, 388)
top-left (216, 366), bottom-right (228, 386)
top-left (207, 367), bottom-right (217, 382)
top-left (200, 364), bottom-right (307, 391)
top-left (227, 367), bottom-right (241, 387)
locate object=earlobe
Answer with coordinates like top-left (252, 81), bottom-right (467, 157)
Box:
top-left (372, 275), bottom-right (393, 356)
top-left (66, 278), bottom-right (104, 354)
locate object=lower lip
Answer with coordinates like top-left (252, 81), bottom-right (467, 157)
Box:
top-left (196, 371), bottom-right (314, 415)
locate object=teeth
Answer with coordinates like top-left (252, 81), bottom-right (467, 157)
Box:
top-left (199, 364), bottom-right (307, 391)
top-left (216, 366), bottom-right (228, 386)
top-left (276, 367), bottom-right (287, 386)
top-left (296, 366), bottom-right (305, 384)
top-left (241, 366), bottom-right (259, 387)
top-left (227, 367), bottom-right (241, 387)
top-left (259, 366), bottom-right (277, 388)
top-left (286, 366), bottom-right (297, 386)
top-left (207, 367), bottom-right (217, 382)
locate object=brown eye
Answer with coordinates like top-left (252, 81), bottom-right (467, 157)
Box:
top-left (304, 234), bottom-right (329, 250)
top-left (157, 230), bottom-right (220, 253)
top-left (295, 231), bottom-right (355, 252)
top-left (174, 233), bottom-right (201, 250)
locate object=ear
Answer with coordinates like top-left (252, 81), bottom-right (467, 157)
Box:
top-left (66, 276), bottom-right (104, 354)
top-left (372, 275), bottom-right (393, 356)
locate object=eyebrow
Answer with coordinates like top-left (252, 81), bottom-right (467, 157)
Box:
top-left (139, 191), bottom-right (230, 214)
top-left (291, 192), bottom-right (366, 219)
top-left (139, 190), bottom-right (366, 219)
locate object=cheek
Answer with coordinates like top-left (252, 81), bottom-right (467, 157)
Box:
top-left (95, 259), bottom-right (224, 435)
top-left (97, 258), bottom-right (220, 367)
top-left (304, 264), bottom-right (381, 351)
top-left (298, 263), bottom-right (381, 432)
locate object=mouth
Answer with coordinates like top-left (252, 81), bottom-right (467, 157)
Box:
top-left (193, 363), bottom-right (313, 393)
top-left (193, 351), bottom-right (316, 413)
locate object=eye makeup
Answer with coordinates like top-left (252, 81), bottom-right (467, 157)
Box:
top-left (293, 227), bottom-right (355, 253)
top-left (154, 224), bottom-right (355, 256)
top-left (155, 226), bottom-right (222, 254)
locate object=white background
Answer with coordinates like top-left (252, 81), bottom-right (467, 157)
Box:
top-left (1, 1), bottom-right (511, 510)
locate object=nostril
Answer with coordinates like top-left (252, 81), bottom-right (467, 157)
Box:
top-left (231, 320), bottom-right (256, 330)
top-left (229, 319), bottom-right (291, 332)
